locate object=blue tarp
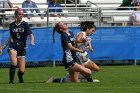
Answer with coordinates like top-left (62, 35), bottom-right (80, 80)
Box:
top-left (0, 27), bottom-right (140, 63)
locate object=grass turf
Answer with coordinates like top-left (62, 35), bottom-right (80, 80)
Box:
top-left (0, 66), bottom-right (140, 93)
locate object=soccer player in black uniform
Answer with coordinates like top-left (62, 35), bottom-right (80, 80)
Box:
top-left (1, 8), bottom-right (34, 84)
top-left (53, 22), bottom-right (92, 82)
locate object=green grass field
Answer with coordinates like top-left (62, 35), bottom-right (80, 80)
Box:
top-left (0, 66), bottom-right (140, 93)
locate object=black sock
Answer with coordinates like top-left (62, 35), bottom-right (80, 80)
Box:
top-left (9, 65), bottom-right (16, 83)
top-left (86, 78), bottom-right (93, 82)
top-left (18, 71), bottom-right (24, 83)
top-left (53, 78), bottom-right (66, 83)
top-left (61, 78), bottom-right (66, 82)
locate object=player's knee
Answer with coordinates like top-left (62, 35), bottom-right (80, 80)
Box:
top-left (18, 69), bottom-right (25, 73)
top-left (18, 70), bottom-right (24, 75)
top-left (18, 67), bottom-right (25, 73)
top-left (10, 63), bottom-right (17, 67)
top-left (95, 67), bottom-right (100, 71)
top-left (86, 69), bottom-right (92, 75)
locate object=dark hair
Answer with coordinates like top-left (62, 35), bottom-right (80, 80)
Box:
top-left (80, 21), bottom-right (96, 31)
top-left (52, 22), bottom-right (62, 43)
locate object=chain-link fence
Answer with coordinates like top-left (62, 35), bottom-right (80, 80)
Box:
top-left (0, 60), bottom-right (140, 68)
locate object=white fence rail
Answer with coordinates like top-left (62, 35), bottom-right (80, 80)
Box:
top-left (0, 4), bottom-right (138, 28)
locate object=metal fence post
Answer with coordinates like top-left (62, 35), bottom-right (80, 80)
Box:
top-left (98, 8), bottom-right (102, 26)
top-left (134, 60), bottom-right (137, 66)
top-left (53, 60), bottom-right (56, 67)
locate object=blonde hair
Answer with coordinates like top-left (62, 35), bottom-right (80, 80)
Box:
top-left (14, 8), bottom-right (23, 16)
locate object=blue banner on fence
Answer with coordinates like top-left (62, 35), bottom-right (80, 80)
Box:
top-left (0, 27), bottom-right (140, 63)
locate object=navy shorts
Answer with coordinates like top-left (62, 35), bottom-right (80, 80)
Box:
top-left (8, 42), bottom-right (26, 57)
top-left (62, 56), bottom-right (77, 70)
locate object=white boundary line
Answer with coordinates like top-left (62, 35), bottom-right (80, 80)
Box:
top-left (0, 86), bottom-right (140, 92)
top-left (27, 86), bottom-right (140, 89)
top-left (0, 87), bottom-right (81, 93)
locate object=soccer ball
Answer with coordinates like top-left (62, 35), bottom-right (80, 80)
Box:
top-left (80, 51), bottom-right (89, 62)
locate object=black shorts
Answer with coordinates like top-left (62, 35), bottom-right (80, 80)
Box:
top-left (62, 56), bottom-right (77, 70)
top-left (8, 42), bottom-right (26, 57)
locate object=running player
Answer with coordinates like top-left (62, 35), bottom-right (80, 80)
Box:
top-left (53, 22), bottom-right (93, 82)
top-left (1, 8), bottom-right (34, 84)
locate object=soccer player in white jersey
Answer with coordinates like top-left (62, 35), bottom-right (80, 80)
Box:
top-left (75, 21), bottom-right (100, 82)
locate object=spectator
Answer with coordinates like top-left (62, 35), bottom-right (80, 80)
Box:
top-left (0, 0), bottom-right (13, 26)
top-left (48, 0), bottom-right (64, 17)
top-left (131, 0), bottom-right (140, 5)
top-left (117, 0), bottom-right (134, 10)
top-left (22, 0), bottom-right (44, 19)
top-left (131, 2), bottom-right (140, 25)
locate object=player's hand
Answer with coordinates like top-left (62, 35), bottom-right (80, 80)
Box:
top-left (85, 46), bottom-right (90, 50)
top-left (0, 47), bottom-right (2, 55)
top-left (85, 46), bottom-right (94, 52)
top-left (81, 37), bottom-right (88, 43)
top-left (80, 49), bottom-right (85, 53)
top-left (30, 43), bottom-right (35, 45)
top-left (26, 43), bottom-right (35, 49)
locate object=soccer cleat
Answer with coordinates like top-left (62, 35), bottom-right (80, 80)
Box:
top-left (93, 79), bottom-right (100, 83)
top-left (19, 78), bottom-right (24, 83)
top-left (9, 81), bottom-right (14, 84)
top-left (18, 71), bottom-right (24, 83)
top-left (46, 76), bottom-right (54, 83)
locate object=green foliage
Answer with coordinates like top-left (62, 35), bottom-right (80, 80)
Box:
top-left (58, 0), bottom-right (64, 4)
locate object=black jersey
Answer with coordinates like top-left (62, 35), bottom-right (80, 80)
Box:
top-left (9, 21), bottom-right (32, 48)
top-left (61, 31), bottom-right (77, 69)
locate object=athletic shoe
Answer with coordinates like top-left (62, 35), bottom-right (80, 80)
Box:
top-left (9, 81), bottom-right (14, 84)
top-left (19, 78), bottom-right (24, 83)
top-left (46, 76), bottom-right (54, 83)
top-left (18, 72), bottom-right (24, 83)
top-left (93, 79), bottom-right (100, 83)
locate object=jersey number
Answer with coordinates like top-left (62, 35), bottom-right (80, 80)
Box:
top-left (16, 33), bottom-right (20, 39)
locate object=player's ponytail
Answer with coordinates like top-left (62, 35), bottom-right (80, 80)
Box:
top-left (52, 22), bottom-right (62, 43)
